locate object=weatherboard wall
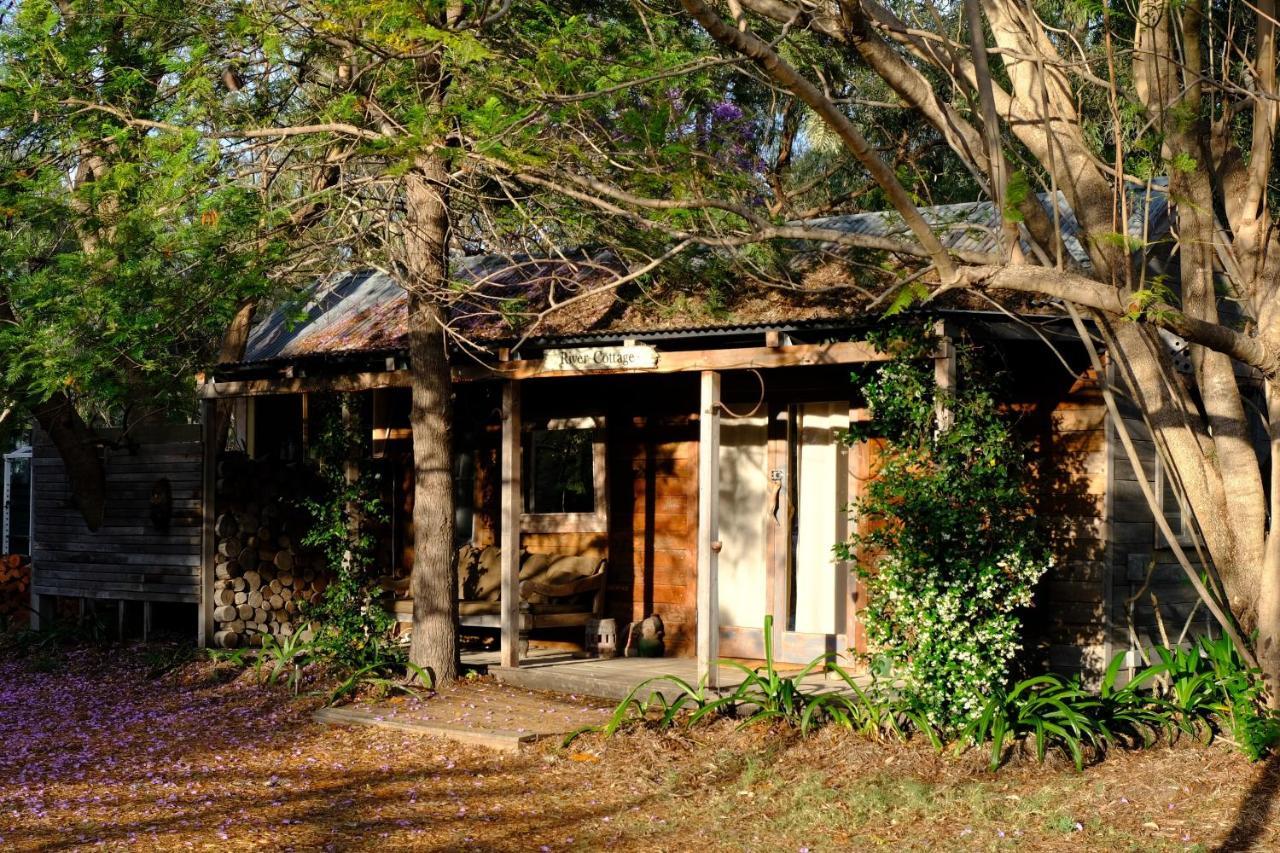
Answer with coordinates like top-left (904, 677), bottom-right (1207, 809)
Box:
top-left (1009, 360), bottom-right (1111, 679)
top-left (32, 425), bottom-right (203, 604)
top-left (1104, 371), bottom-right (1210, 667)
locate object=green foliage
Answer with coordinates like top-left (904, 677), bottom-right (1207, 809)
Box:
top-left (0, 0), bottom-right (278, 418)
top-left (0, 611), bottom-right (111, 672)
top-left (255, 627), bottom-right (319, 694)
top-left (205, 646), bottom-right (251, 668)
top-left (1123, 277), bottom-right (1178, 322)
top-left (839, 325), bottom-right (1051, 733)
top-left (1002, 171), bottom-right (1031, 223)
top-left (298, 396), bottom-right (397, 670)
top-left (1171, 151), bottom-right (1198, 174)
top-left (1142, 635), bottom-right (1280, 760)
top-left (2, 612), bottom-right (108, 654)
top-left (681, 614), bottom-right (854, 731)
top-left (882, 281), bottom-right (931, 317)
top-left (575, 616), bottom-right (1277, 770)
top-left (141, 642), bottom-right (198, 679)
top-left (564, 615), bottom-right (937, 747)
top-left (1093, 231), bottom-right (1148, 254)
top-left (961, 674), bottom-right (1105, 770)
top-left (960, 639), bottom-right (1280, 771)
top-left (326, 658), bottom-right (433, 706)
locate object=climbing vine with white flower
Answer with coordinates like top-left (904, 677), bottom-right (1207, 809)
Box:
top-left (839, 325), bottom-right (1051, 732)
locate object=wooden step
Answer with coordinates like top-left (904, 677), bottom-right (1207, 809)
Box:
top-left (312, 706), bottom-right (538, 752)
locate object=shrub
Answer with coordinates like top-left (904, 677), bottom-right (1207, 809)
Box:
top-left (1143, 635), bottom-right (1280, 760)
top-left (961, 673), bottom-right (1106, 770)
top-left (957, 640), bottom-right (1280, 770)
top-left (576, 633), bottom-right (1279, 770)
top-left (326, 656), bottom-right (433, 705)
top-left (255, 626), bottom-right (319, 694)
top-left (298, 395), bottom-right (398, 670)
top-left (839, 327), bottom-right (1051, 732)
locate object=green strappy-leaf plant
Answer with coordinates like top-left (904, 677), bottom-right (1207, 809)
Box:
top-left (255, 627), bottom-right (318, 695)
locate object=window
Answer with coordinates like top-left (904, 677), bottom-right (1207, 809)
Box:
top-left (453, 447), bottom-right (476, 545)
top-left (521, 418), bottom-right (607, 532)
top-left (3, 446), bottom-right (32, 556)
top-left (525, 428), bottom-right (596, 513)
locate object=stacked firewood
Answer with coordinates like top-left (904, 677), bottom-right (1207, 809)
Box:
top-left (212, 456), bottom-right (327, 649)
top-left (0, 554), bottom-right (30, 625)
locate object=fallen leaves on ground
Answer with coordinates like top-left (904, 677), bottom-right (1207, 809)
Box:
top-left (0, 644), bottom-right (1277, 851)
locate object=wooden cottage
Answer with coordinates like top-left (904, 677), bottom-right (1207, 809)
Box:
top-left (195, 238), bottom-right (1205, 690)
top-left (24, 195), bottom-right (1203, 689)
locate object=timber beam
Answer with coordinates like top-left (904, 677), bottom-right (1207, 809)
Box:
top-left (696, 370), bottom-right (722, 688)
top-left (198, 340), bottom-right (893, 399)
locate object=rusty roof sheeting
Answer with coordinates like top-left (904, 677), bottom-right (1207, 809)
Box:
top-left (238, 190), bottom-right (1170, 367)
top-left (242, 252), bottom-right (624, 365)
top-left (245, 270), bottom-right (406, 363)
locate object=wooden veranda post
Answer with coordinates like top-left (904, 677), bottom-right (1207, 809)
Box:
top-left (199, 396), bottom-right (217, 648)
top-left (500, 380), bottom-right (523, 668)
top-left (697, 370), bottom-right (722, 687)
top-left (934, 323), bottom-right (956, 432)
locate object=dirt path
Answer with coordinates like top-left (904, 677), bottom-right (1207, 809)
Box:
top-left (0, 647), bottom-right (1277, 851)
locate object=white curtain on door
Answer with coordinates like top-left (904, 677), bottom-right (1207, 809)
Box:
top-left (717, 415), bottom-right (769, 630)
top-left (792, 402), bottom-right (849, 635)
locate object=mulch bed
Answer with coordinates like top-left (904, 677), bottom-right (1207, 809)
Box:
top-left (344, 678), bottom-right (616, 739)
top-left (0, 644), bottom-right (1276, 851)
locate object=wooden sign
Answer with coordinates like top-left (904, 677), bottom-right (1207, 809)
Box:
top-left (542, 345), bottom-right (659, 372)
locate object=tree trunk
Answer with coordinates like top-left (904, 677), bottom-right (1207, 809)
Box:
top-left (1260, 388), bottom-right (1280, 705)
top-left (212, 299), bottom-right (258, 452)
top-left (404, 153), bottom-right (458, 684)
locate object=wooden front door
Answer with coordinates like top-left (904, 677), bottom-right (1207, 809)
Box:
top-left (717, 401), bottom-right (856, 664)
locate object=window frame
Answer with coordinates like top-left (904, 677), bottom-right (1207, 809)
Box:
top-left (1152, 452), bottom-right (1194, 548)
top-left (520, 416), bottom-right (608, 533)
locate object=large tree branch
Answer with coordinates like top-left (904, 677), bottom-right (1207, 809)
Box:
top-left (1245, 0), bottom-right (1278, 226)
top-left (958, 265), bottom-right (1280, 377)
top-left (744, 0), bottom-right (1061, 261)
top-left (65, 100), bottom-right (387, 142)
top-left (484, 158), bottom-right (1000, 263)
top-left (1132, 0), bottom-right (1269, 573)
top-left (680, 0), bottom-right (959, 281)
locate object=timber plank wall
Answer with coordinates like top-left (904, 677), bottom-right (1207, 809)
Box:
top-left (32, 425), bottom-right (203, 603)
top-left (1022, 365), bottom-right (1110, 678)
top-left (607, 417), bottom-right (699, 658)
top-left (1021, 356), bottom-right (1209, 682)
top-left (1106, 370), bottom-right (1209, 660)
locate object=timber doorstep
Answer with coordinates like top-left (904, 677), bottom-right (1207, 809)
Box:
top-left (311, 707), bottom-right (538, 752)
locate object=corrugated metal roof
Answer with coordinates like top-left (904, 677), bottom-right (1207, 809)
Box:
top-left (245, 270), bottom-right (405, 363)
top-left (238, 187), bottom-right (1171, 367)
top-left (242, 252), bottom-right (624, 364)
top-left (522, 318), bottom-right (853, 345)
top-left (807, 185), bottom-right (1169, 267)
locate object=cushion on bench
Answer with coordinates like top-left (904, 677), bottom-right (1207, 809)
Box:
top-left (457, 546), bottom-right (603, 610)
top-left (457, 544), bottom-right (502, 601)
top-left (518, 555), bottom-right (603, 605)
top-left (458, 600), bottom-right (596, 618)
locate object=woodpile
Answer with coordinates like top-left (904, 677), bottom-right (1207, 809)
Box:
top-left (212, 455), bottom-right (327, 649)
top-left (0, 554), bottom-right (30, 625)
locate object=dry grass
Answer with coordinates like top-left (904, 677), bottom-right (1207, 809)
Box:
top-left (1, 644), bottom-right (1277, 852)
